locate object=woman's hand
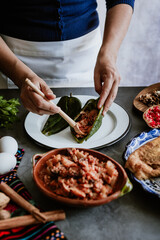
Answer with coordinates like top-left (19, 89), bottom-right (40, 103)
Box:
top-left (20, 75), bottom-right (60, 115)
top-left (94, 51), bottom-right (121, 115)
top-left (94, 4), bottom-right (133, 115)
top-left (0, 37), bottom-right (60, 115)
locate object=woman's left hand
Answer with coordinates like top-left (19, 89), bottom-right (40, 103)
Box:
top-left (94, 51), bottom-right (121, 115)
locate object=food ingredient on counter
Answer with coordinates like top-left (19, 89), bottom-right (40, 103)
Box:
top-left (0, 192), bottom-right (10, 209)
top-left (71, 98), bottom-right (103, 143)
top-left (143, 105), bottom-right (160, 128)
top-left (0, 210), bottom-right (65, 230)
top-left (0, 96), bottom-right (20, 129)
top-left (0, 136), bottom-right (18, 155)
top-left (0, 152), bottom-right (16, 175)
top-left (125, 136), bottom-right (160, 180)
top-left (42, 94), bottom-right (82, 135)
top-left (39, 148), bottom-right (119, 200)
top-left (0, 209), bottom-right (11, 220)
top-left (139, 90), bottom-right (160, 106)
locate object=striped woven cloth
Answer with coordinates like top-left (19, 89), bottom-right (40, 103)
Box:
top-left (0, 149), bottom-right (67, 240)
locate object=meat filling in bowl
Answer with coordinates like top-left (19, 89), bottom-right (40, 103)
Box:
top-left (39, 148), bottom-right (119, 200)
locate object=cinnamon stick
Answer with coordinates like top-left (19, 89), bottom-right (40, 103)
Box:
top-left (0, 210), bottom-right (66, 230)
top-left (0, 182), bottom-right (47, 223)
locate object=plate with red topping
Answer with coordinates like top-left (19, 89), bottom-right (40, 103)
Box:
top-left (133, 83), bottom-right (160, 112)
top-left (143, 105), bottom-right (160, 128)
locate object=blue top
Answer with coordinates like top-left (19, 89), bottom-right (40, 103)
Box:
top-left (0, 0), bottom-right (135, 41)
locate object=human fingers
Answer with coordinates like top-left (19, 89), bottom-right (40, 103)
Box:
top-left (30, 91), bottom-right (60, 115)
top-left (98, 69), bottom-right (120, 115)
top-left (40, 82), bottom-right (56, 100)
top-left (102, 80), bottom-right (119, 115)
top-left (94, 66), bottom-right (102, 95)
top-left (97, 71), bottom-right (114, 110)
top-left (25, 100), bottom-right (60, 115)
top-left (21, 84), bottom-right (60, 115)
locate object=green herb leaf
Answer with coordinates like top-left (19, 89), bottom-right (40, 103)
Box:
top-left (0, 96), bottom-right (20, 129)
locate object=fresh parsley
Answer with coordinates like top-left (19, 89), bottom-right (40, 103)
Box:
top-left (0, 96), bottom-right (20, 128)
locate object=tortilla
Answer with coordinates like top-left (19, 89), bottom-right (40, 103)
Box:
top-left (125, 136), bottom-right (160, 180)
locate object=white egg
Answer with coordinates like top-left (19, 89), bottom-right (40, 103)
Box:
top-left (0, 152), bottom-right (16, 175)
top-left (0, 136), bottom-right (18, 155)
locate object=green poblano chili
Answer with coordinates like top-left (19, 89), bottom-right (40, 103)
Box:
top-left (42, 94), bottom-right (82, 135)
top-left (71, 98), bottom-right (103, 143)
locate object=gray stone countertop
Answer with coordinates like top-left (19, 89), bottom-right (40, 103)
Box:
top-left (0, 87), bottom-right (160, 240)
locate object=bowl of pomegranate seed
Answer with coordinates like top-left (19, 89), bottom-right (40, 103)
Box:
top-left (143, 105), bottom-right (160, 128)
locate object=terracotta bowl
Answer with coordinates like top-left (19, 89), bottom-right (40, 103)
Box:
top-left (32, 148), bottom-right (132, 207)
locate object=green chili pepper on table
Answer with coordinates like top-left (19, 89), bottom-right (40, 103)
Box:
top-left (42, 94), bottom-right (82, 135)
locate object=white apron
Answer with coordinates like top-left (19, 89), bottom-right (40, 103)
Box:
top-left (0, 27), bottom-right (102, 89)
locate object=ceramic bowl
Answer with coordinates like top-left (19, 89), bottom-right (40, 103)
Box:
top-left (32, 148), bottom-right (132, 207)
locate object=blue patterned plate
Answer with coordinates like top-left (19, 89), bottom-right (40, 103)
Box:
top-left (124, 129), bottom-right (160, 198)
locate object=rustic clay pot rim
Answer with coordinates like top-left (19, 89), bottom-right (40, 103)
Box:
top-left (33, 148), bottom-right (128, 207)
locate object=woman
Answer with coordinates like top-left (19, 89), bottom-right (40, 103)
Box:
top-left (0, 0), bottom-right (135, 115)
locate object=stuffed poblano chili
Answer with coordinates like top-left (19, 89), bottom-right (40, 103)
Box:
top-left (42, 94), bottom-right (82, 135)
top-left (70, 98), bottom-right (103, 143)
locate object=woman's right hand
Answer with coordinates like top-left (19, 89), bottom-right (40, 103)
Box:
top-left (0, 38), bottom-right (60, 115)
top-left (20, 75), bottom-right (60, 115)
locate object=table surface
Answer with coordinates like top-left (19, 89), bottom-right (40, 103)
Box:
top-left (0, 87), bottom-right (160, 240)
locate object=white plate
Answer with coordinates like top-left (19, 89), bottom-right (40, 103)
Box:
top-left (24, 95), bottom-right (130, 149)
